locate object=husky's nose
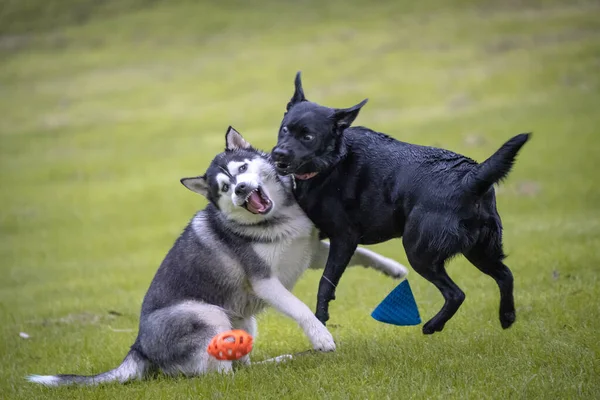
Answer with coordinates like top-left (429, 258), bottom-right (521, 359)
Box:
top-left (235, 183), bottom-right (251, 197)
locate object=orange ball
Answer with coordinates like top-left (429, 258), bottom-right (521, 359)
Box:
top-left (207, 329), bottom-right (254, 361)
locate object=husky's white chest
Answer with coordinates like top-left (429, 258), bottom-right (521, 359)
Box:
top-left (251, 215), bottom-right (317, 290)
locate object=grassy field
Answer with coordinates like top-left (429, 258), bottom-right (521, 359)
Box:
top-left (1, 0), bottom-right (599, 398)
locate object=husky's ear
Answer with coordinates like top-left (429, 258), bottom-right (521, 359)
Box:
top-left (180, 175), bottom-right (209, 197)
top-left (225, 126), bottom-right (251, 151)
top-left (286, 71), bottom-right (307, 111)
top-left (332, 99), bottom-right (368, 132)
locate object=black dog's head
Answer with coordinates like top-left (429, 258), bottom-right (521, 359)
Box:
top-left (271, 72), bottom-right (368, 180)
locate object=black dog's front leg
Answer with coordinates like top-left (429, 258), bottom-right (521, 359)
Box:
top-left (316, 236), bottom-right (358, 325)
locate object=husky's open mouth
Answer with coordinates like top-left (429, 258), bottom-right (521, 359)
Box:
top-left (243, 187), bottom-right (273, 215)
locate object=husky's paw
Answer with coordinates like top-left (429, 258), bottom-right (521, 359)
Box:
top-left (380, 260), bottom-right (409, 280)
top-left (306, 323), bottom-right (336, 352)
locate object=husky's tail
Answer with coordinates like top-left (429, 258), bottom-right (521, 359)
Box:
top-left (27, 349), bottom-right (150, 387)
top-left (463, 133), bottom-right (531, 196)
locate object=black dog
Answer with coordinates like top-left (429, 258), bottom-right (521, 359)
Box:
top-left (272, 72), bottom-right (530, 335)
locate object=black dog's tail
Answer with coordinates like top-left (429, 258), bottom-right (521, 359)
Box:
top-left (463, 133), bottom-right (531, 196)
top-left (26, 350), bottom-right (150, 387)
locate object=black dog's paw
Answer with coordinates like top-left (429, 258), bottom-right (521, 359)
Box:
top-left (500, 311), bottom-right (516, 329)
top-left (422, 320), bottom-right (445, 335)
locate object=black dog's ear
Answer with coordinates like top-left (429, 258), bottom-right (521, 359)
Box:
top-left (333, 99), bottom-right (368, 131)
top-left (180, 175), bottom-right (209, 197)
top-left (225, 126), bottom-right (251, 151)
top-left (286, 71), bottom-right (307, 111)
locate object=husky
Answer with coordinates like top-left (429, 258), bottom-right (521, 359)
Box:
top-left (272, 72), bottom-right (530, 334)
top-left (27, 126), bottom-right (408, 386)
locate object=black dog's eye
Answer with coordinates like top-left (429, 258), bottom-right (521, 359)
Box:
top-left (282, 126), bottom-right (288, 133)
top-left (221, 183), bottom-right (229, 192)
top-left (238, 164), bottom-right (247, 173)
top-left (302, 134), bottom-right (314, 141)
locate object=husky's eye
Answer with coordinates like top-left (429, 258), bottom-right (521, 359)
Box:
top-left (238, 164), bottom-right (247, 173)
top-left (221, 183), bottom-right (229, 192)
top-left (302, 134), bottom-right (314, 141)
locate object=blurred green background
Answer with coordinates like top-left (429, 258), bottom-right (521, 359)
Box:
top-left (1, 0), bottom-right (599, 399)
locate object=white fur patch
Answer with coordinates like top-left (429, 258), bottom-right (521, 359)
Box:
top-left (164, 301), bottom-right (232, 332)
top-left (227, 160), bottom-right (249, 177)
top-left (351, 246), bottom-right (409, 279)
top-left (191, 212), bottom-right (210, 238)
top-left (239, 203), bottom-right (313, 242)
top-left (251, 277), bottom-right (336, 352)
top-left (215, 173), bottom-right (231, 191)
top-left (27, 375), bottom-right (61, 386)
top-left (252, 233), bottom-right (315, 290)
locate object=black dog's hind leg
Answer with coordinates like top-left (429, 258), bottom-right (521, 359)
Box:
top-left (403, 215), bottom-right (467, 334)
top-left (315, 236), bottom-right (359, 325)
top-left (463, 242), bottom-right (515, 329)
top-left (408, 255), bottom-right (466, 335)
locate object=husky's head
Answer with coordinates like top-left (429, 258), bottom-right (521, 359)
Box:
top-left (181, 127), bottom-right (290, 225)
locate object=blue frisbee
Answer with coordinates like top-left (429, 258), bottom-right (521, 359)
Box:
top-left (371, 279), bottom-right (421, 326)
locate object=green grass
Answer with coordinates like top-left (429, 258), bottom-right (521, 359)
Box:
top-left (1, 0), bottom-right (599, 398)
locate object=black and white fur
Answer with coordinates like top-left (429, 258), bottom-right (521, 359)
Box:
top-left (272, 72), bottom-right (530, 335)
top-left (27, 127), bottom-right (407, 386)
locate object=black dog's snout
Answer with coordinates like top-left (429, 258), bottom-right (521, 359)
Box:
top-left (272, 147), bottom-right (292, 162)
top-left (235, 183), bottom-right (249, 197)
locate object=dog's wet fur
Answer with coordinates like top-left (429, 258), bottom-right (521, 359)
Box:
top-left (27, 127), bottom-right (408, 386)
top-left (272, 72), bottom-right (530, 334)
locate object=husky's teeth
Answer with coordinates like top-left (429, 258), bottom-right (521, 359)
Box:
top-left (244, 189), bottom-right (258, 202)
